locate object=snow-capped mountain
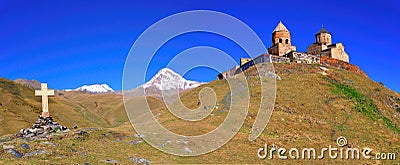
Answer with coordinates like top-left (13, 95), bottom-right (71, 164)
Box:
top-left (141, 68), bottom-right (204, 91)
top-left (74, 84), bottom-right (114, 94)
top-left (124, 68), bottom-right (205, 101)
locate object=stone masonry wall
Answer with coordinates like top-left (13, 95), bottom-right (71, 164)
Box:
top-left (272, 31), bottom-right (291, 45)
top-left (320, 56), bottom-right (367, 77)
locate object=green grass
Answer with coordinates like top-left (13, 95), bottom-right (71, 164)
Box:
top-left (328, 78), bottom-right (400, 133)
top-left (397, 97), bottom-right (400, 113)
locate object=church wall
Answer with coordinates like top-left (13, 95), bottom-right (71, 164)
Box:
top-left (328, 43), bottom-right (349, 62)
top-left (272, 31), bottom-right (291, 45)
top-left (306, 43), bottom-right (322, 55)
top-left (268, 43), bottom-right (296, 56)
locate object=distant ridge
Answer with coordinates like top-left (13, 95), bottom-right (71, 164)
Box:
top-left (14, 78), bottom-right (41, 90)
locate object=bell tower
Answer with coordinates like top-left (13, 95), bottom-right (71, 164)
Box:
top-left (272, 21), bottom-right (291, 45)
top-left (268, 21), bottom-right (296, 56)
top-left (315, 26), bottom-right (332, 45)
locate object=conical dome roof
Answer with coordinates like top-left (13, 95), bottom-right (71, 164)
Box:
top-left (316, 26), bottom-right (330, 34)
top-left (273, 21), bottom-right (289, 32)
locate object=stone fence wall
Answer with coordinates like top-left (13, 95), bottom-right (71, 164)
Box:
top-left (270, 55), bottom-right (290, 63)
top-left (320, 56), bottom-right (367, 77)
top-left (286, 52), bottom-right (320, 64)
top-left (217, 53), bottom-right (367, 80)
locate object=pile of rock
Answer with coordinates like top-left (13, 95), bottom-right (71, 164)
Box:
top-left (17, 115), bottom-right (68, 139)
top-left (129, 157), bottom-right (151, 165)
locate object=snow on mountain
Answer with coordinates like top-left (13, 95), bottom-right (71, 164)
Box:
top-left (123, 68), bottom-right (205, 102)
top-left (141, 68), bottom-right (204, 91)
top-left (74, 84), bottom-right (114, 94)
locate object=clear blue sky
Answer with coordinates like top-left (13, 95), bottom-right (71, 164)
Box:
top-left (0, 0), bottom-right (399, 92)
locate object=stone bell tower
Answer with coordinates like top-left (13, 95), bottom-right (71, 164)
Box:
top-left (315, 26), bottom-right (332, 45)
top-left (268, 21), bottom-right (296, 56)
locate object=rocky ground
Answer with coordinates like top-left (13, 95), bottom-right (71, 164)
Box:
top-left (1, 115), bottom-right (150, 164)
top-left (0, 125), bottom-right (152, 164)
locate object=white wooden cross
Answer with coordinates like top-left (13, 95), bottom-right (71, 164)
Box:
top-left (35, 83), bottom-right (54, 117)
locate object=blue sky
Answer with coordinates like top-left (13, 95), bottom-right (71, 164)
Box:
top-left (0, 0), bottom-right (399, 92)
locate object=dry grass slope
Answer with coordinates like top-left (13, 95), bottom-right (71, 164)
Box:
top-left (0, 63), bottom-right (399, 164)
top-left (0, 80), bottom-right (128, 136)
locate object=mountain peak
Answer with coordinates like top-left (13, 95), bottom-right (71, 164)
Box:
top-left (154, 68), bottom-right (183, 79)
top-left (142, 68), bottom-right (204, 91)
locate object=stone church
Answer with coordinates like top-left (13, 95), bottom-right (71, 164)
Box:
top-left (218, 22), bottom-right (357, 80)
top-left (267, 21), bottom-right (349, 63)
top-left (306, 26), bottom-right (349, 62)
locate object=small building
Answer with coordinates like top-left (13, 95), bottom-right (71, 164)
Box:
top-left (240, 58), bottom-right (252, 66)
top-left (217, 66), bottom-right (240, 80)
top-left (306, 26), bottom-right (349, 62)
top-left (268, 21), bottom-right (297, 56)
top-left (240, 54), bottom-right (271, 72)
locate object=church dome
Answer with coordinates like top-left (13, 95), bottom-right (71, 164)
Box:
top-left (316, 26), bottom-right (330, 35)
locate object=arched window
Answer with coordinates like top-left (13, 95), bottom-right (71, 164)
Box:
top-left (279, 38), bottom-right (282, 43)
top-left (285, 39), bottom-right (289, 44)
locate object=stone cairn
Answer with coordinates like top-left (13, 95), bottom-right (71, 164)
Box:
top-left (17, 115), bottom-right (68, 139)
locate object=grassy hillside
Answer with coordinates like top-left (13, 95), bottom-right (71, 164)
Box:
top-left (0, 63), bottom-right (399, 164)
top-left (0, 78), bottom-right (41, 135)
top-left (0, 80), bottom-right (128, 135)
